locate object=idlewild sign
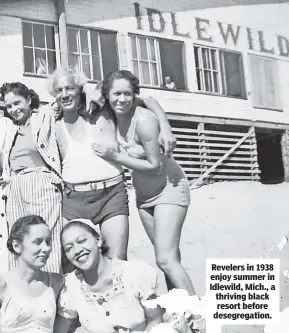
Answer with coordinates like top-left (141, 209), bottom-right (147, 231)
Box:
top-left (133, 2), bottom-right (289, 58)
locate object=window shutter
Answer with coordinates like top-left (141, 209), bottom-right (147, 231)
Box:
top-left (249, 55), bottom-right (281, 110)
top-left (100, 32), bottom-right (118, 77)
top-left (249, 55), bottom-right (265, 108)
top-left (263, 58), bottom-right (281, 110)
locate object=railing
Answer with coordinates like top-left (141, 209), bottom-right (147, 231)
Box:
top-left (124, 122), bottom-right (260, 187)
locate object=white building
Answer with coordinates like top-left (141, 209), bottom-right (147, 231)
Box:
top-left (1, 0), bottom-right (289, 184)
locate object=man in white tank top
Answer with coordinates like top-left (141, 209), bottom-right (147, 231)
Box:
top-left (48, 67), bottom-right (175, 264)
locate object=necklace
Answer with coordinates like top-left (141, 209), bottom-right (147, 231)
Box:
top-left (75, 268), bottom-right (126, 307)
top-left (75, 268), bottom-right (131, 326)
top-left (75, 269), bottom-right (107, 305)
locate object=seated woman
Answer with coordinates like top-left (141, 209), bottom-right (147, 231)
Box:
top-left (92, 70), bottom-right (195, 296)
top-left (0, 215), bottom-right (64, 333)
top-left (54, 218), bottom-right (163, 333)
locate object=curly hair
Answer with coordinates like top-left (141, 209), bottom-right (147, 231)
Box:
top-left (101, 70), bottom-right (140, 100)
top-left (60, 220), bottom-right (109, 257)
top-left (7, 215), bottom-right (48, 255)
top-left (0, 82), bottom-right (40, 110)
top-left (47, 66), bottom-right (89, 95)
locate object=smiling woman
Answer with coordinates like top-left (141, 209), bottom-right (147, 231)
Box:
top-left (54, 218), bottom-right (163, 333)
top-left (3, 89), bottom-right (34, 125)
top-left (0, 82), bottom-right (63, 274)
top-left (6, 215), bottom-right (52, 264)
top-left (0, 215), bottom-right (64, 333)
top-left (95, 70), bottom-right (194, 297)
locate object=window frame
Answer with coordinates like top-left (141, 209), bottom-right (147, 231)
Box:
top-left (194, 45), bottom-right (221, 94)
top-left (248, 53), bottom-right (282, 112)
top-left (129, 34), bottom-right (161, 87)
top-left (67, 25), bottom-right (119, 82)
top-left (67, 27), bottom-right (102, 81)
top-left (194, 44), bottom-right (247, 99)
top-left (129, 33), bottom-right (187, 90)
top-left (22, 20), bottom-right (60, 77)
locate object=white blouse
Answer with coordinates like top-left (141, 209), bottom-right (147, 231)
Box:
top-left (58, 259), bottom-right (159, 333)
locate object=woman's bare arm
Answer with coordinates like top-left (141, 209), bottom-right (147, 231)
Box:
top-left (135, 97), bottom-right (176, 156)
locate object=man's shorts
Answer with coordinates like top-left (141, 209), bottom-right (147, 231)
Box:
top-left (63, 181), bottom-right (129, 225)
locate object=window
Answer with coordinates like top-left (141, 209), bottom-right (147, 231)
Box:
top-left (194, 45), bottom-right (246, 98)
top-left (22, 21), bottom-right (57, 75)
top-left (249, 55), bottom-right (281, 110)
top-left (129, 35), bottom-right (186, 90)
top-left (67, 28), bottom-right (118, 81)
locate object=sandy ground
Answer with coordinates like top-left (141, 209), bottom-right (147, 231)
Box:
top-left (127, 181), bottom-right (289, 333)
top-left (71, 181), bottom-right (289, 333)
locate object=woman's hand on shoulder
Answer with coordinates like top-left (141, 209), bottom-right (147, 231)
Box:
top-left (83, 82), bottom-right (106, 112)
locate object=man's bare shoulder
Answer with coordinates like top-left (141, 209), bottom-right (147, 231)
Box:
top-left (101, 106), bottom-right (115, 121)
top-left (88, 107), bottom-right (115, 127)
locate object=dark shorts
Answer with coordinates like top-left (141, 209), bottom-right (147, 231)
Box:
top-left (63, 181), bottom-right (129, 225)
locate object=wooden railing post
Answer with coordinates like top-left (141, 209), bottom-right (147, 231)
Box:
top-left (249, 127), bottom-right (260, 180)
top-left (197, 122), bottom-right (208, 176)
top-left (281, 130), bottom-right (289, 182)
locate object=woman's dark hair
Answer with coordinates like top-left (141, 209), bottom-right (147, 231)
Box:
top-left (7, 215), bottom-right (48, 255)
top-left (101, 70), bottom-right (140, 100)
top-left (61, 220), bottom-right (109, 256)
top-left (0, 82), bottom-right (40, 110)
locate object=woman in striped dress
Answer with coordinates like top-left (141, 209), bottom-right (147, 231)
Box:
top-left (0, 82), bottom-right (63, 273)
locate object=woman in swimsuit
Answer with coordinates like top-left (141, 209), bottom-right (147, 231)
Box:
top-left (92, 70), bottom-right (196, 297)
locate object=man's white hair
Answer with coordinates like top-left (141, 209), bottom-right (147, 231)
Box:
top-left (47, 66), bottom-right (89, 95)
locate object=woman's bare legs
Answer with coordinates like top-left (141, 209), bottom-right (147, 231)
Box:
top-left (139, 205), bottom-right (195, 295)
